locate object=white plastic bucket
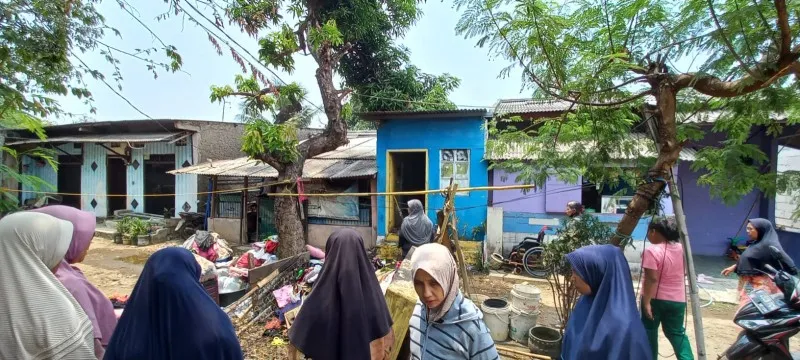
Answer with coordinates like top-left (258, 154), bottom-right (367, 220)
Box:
top-left (511, 284), bottom-right (542, 313)
top-left (481, 298), bottom-right (511, 341)
top-left (509, 306), bottom-right (539, 343)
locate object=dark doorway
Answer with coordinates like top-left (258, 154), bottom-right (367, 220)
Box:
top-left (144, 154), bottom-right (175, 215)
top-left (57, 155), bottom-right (82, 209)
top-left (107, 158), bottom-right (127, 216)
top-left (387, 151), bottom-right (427, 233)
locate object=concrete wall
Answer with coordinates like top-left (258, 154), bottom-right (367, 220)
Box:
top-left (308, 224), bottom-right (375, 249)
top-left (208, 217), bottom-right (242, 243)
top-left (376, 116), bottom-right (489, 240)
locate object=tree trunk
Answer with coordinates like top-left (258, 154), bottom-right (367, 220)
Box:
top-left (611, 81), bottom-right (684, 246)
top-left (274, 163), bottom-right (307, 257)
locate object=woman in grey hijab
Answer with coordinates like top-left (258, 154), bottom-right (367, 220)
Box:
top-left (398, 199), bottom-right (435, 258)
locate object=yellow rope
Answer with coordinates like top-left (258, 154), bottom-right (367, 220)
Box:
top-left (0, 183), bottom-right (538, 198)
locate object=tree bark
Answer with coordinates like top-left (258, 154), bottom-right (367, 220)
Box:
top-left (611, 80), bottom-right (683, 246)
top-left (269, 43), bottom-right (349, 257)
top-left (274, 163), bottom-right (307, 257)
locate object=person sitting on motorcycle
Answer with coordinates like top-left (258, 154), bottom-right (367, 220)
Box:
top-left (641, 217), bottom-right (694, 360)
top-left (721, 218), bottom-right (798, 308)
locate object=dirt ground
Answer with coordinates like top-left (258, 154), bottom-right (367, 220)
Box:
top-left (81, 239), bottom-right (797, 359)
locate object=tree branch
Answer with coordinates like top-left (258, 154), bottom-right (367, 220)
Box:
top-left (707, 0), bottom-right (761, 79)
top-left (775, 0), bottom-right (792, 56)
top-left (674, 53), bottom-right (800, 96)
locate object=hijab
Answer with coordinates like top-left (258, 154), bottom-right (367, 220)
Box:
top-left (400, 199), bottom-right (434, 246)
top-left (562, 244), bottom-right (651, 360)
top-left (30, 205), bottom-right (118, 346)
top-left (289, 229), bottom-right (393, 360)
top-left (0, 212), bottom-right (96, 360)
top-left (104, 247), bottom-right (243, 360)
top-left (411, 243), bottom-right (460, 322)
top-left (737, 218), bottom-right (797, 275)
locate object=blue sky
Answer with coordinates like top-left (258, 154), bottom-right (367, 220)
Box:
top-left (53, 1), bottom-right (526, 126)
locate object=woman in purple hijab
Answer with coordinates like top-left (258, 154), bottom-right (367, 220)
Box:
top-left (31, 205), bottom-right (117, 359)
top-left (562, 244), bottom-right (652, 360)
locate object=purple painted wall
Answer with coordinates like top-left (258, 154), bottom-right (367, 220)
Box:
top-left (679, 160), bottom-right (760, 256)
top-left (491, 171), bottom-right (581, 213)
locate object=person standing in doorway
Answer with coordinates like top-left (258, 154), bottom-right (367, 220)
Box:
top-left (246, 203), bottom-right (258, 243)
top-left (641, 217), bottom-right (694, 360)
top-left (398, 199), bottom-right (435, 259)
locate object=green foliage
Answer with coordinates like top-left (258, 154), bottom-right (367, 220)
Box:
top-left (117, 216), bottom-right (150, 240)
top-left (543, 215), bottom-right (614, 276)
top-left (456, 0), bottom-right (800, 215)
top-left (241, 119), bottom-right (300, 163)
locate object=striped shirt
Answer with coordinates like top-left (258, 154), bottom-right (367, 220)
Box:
top-left (409, 292), bottom-right (499, 360)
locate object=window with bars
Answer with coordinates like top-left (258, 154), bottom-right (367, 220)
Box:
top-left (440, 149), bottom-right (469, 194)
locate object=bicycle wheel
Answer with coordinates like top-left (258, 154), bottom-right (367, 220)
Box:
top-left (522, 247), bottom-right (549, 278)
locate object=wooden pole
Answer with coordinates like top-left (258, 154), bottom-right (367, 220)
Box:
top-left (240, 176), bottom-right (248, 244)
top-left (669, 169), bottom-right (707, 360)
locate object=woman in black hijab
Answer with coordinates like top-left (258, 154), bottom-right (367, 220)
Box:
top-left (288, 229), bottom-right (394, 360)
top-left (721, 218), bottom-right (797, 308)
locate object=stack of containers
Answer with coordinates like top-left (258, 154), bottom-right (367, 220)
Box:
top-left (508, 284), bottom-right (542, 344)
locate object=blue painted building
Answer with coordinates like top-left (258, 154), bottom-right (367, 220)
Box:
top-left (360, 109), bottom-right (490, 242)
top-left (4, 120), bottom-right (246, 218)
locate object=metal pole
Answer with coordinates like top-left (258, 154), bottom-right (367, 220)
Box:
top-left (668, 168), bottom-right (707, 360)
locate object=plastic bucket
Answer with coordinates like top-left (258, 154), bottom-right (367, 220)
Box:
top-left (509, 306), bottom-right (539, 343)
top-left (471, 294), bottom-right (489, 307)
top-left (489, 253), bottom-right (505, 270)
top-left (511, 284), bottom-right (541, 313)
top-left (528, 326), bottom-right (562, 358)
top-left (481, 298), bottom-right (511, 341)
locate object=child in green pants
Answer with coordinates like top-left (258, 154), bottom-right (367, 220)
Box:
top-left (641, 217), bottom-right (694, 360)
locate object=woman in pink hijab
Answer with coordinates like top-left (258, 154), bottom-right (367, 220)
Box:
top-left (31, 205), bottom-right (117, 359)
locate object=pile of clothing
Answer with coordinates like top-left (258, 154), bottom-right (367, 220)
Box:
top-left (181, 230), bottom-right (233, 263)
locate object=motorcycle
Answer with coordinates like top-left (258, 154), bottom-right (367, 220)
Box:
top-left (719, 246), bottom-right (800, 359)
top-left (175, 212), bottom-right (206, 239)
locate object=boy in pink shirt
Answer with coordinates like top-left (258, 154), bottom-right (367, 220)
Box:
top-left (641, 217), bottom-right (694, 360)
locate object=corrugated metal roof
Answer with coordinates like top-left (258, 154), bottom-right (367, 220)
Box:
top-left (486, 133), bottom-right (697, 161)
top-left (169, 157), bottom-right (376, 179)
top-left (315, 133), bottom-right (375, 160)
top-left (494, 99), bottom-right (574, 116)
top-left (171, 133), bottom-right (377, 179)
top-left (7, 133), bottom-right (181, 145)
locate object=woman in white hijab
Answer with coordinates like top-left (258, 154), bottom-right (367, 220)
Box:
top-left (0, 212), bottom-right (95, 359)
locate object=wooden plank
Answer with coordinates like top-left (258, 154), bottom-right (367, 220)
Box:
top-left (385, 282), bottom-right (418, 360)
top-left (248, 252), bottom-right (310, 285)
top-left (496, 344), bottom-right (552, 360)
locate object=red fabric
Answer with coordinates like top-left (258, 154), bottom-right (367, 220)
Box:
top-left (234, 253), bottom-right (266, 270)
top-left (192, 242), bottom-right (219, 262)
top-left (297, 178), bottom-right (307, 202)
top-left (265, 240), bottom-right (279, 254)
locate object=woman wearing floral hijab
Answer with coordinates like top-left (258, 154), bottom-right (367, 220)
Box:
top-left (31, 205), bottom-right (117, 359)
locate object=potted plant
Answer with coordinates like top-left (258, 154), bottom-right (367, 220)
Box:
top-left (537, 214), bottom-right (614, 356)
top-left (117, 217), bottom-right (133, 245)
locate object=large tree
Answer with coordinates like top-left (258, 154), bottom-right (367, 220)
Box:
top-left (457, 0), bottom-right (800, 244)
top-left (168, 0), bottom-right (458, 255)
top-left (0, 0), bottom-right (181, 212)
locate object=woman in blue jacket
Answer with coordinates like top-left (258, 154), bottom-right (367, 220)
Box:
top-left (408, 243), bottom-right (499, 360)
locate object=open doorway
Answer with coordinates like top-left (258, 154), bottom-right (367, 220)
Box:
top-left (386, 150), bottom-right (427, 234)
top-left (57, 155), bottom-right (81, 209)
top-left (107, 158), bottom-right (127, 216)
top-left (144, 154), bottom-right (175, 215)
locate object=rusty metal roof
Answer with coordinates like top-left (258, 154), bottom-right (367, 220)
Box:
top-left (6, 133), bottom-right (182, 146)
top-left (486, 133), bottom-right (697, 161)
top-left (170, 133), bottom-right (377, 179)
